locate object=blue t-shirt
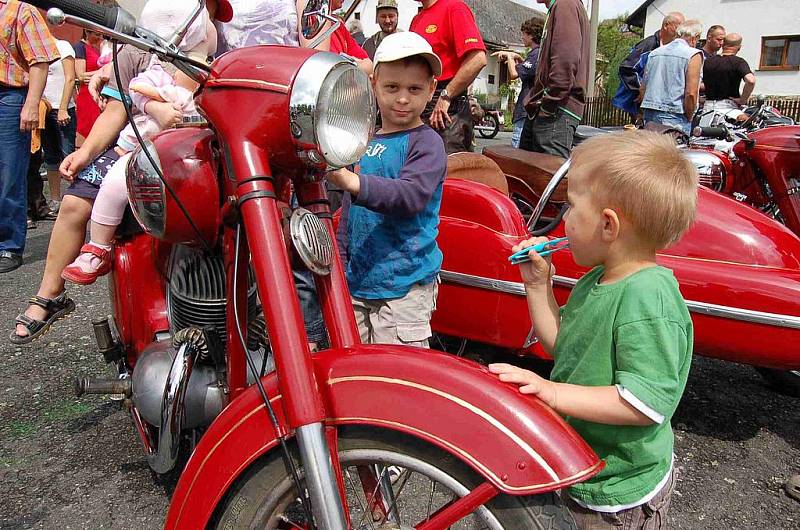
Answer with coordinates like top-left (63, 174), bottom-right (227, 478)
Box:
top-left (337, 125), bottom-right (447, 299)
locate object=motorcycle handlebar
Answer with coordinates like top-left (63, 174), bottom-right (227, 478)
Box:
top-left (26, 0), bottom-right (136, 36)
top-left (693, 126), bottom-right (730, 140)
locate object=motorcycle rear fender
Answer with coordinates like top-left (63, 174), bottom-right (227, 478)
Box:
top-left (164, 345), bottom-right (602, 529)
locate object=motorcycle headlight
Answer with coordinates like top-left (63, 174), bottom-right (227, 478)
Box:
top-left (290, 52), bottom-right (375, 169)
top-left (127, 140), bottom-right (166, 238)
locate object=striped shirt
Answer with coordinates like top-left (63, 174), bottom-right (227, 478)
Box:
top-left (0, 0), bottom-right (60, 87)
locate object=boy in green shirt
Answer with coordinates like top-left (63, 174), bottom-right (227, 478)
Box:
top-left (490, 131), bottom-right (698, 528)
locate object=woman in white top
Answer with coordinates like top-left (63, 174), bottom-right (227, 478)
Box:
top-left (41, 39), bottom-right (77, 213)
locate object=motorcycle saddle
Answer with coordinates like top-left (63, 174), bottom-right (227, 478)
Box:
top-left (446, 152), bottom-right (509, 195)
top-left (482, 146), bottom-right (567, 202)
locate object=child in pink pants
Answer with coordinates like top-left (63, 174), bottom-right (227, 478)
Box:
top-left (61, 2), bottom-right (216, 285)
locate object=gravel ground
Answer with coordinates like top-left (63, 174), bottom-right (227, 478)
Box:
top-left (1, 218), bottom-right (798, 530)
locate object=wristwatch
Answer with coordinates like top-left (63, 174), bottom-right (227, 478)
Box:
top-left (439, 89), bottom-right (451, 102)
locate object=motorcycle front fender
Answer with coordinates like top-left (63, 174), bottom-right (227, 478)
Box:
top-left (164, 345), bottom-right (601, 529)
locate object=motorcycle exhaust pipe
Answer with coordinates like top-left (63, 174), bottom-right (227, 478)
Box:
top-left (75, 376), bottom-right (132, 398)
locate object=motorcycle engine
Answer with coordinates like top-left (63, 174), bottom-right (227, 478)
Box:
top-left (132, 248), bottom-right (268, 430)
top-left (168, 247), bottom-right (263, 349)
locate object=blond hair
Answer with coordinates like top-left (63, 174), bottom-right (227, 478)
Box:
top-left (571, 131), bottom-right (698, 249)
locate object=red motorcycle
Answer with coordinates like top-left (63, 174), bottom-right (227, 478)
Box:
top-left (686, 122), bottom-right (800, 237)
top-left (37, 0), bottom-right (601, 528)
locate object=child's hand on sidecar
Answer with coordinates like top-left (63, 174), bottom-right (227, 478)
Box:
top-left (511, 237), bottom-right (553, 288)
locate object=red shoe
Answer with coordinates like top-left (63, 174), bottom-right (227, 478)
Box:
top-left (61, 243), bottom-right (113, 285)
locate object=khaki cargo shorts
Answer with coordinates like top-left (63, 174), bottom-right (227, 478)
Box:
top-left (351, 279), bottom-right (439, 348)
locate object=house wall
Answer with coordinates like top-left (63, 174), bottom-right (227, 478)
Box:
top-left (643, 0), bottom-right (800, 96)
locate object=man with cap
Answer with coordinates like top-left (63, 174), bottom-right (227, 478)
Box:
top-left (362, 0), bottom-right (401, 61)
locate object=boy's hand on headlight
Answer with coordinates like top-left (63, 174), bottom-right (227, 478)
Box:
top-left (327, 168), bottom-right (360, 196)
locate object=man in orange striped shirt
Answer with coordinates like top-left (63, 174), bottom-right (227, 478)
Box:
top-left (0, 0), bottom-right (60, 273)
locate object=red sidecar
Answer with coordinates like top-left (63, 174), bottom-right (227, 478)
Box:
top-left (433, 149), bottom-right (800, 392)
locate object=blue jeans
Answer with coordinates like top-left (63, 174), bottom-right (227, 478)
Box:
top-left (294, 269), bottom-right (327, 344)
top-left (42, 107), bottom-right (77, 170)
top-left (512, 118), bottom-right (525, 148)
top-left (642, 109), bottom-right (691, 136)
top-left (520, 109), bottom-right (579, 158)
top-left (0, 86), bottom-right (31, 254)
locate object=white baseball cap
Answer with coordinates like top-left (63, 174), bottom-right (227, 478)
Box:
top-left (373, 32), bottom-right (442, 78)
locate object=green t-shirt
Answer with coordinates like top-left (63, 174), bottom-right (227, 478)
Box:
top-left (551, 265), bottom-right (693, 507)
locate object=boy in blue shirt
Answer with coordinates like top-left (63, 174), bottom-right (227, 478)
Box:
top-left (490, 131), bottom-right (698, 528)
top-left (330, 32), bottom-right (447, 347)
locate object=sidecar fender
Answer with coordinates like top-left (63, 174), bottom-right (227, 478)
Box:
top-left (164, 345), bottom-right (601, 529)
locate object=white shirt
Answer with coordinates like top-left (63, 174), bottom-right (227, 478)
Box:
top-left (42, 40), bottom-right (76, 110)
top-left (215, 0), bottom-right (299, 54)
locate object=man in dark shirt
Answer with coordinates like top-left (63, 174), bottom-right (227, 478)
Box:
top-left (493, 17), bottom-right (543, 148)
top-left (362, 0), bottom-right (400, 60)
top-left (700, 25), bottom-right (725, 59)
top-left (611, 12), bottom-right (684, 119)
top-left (703, 33), bottom-right (756, 113)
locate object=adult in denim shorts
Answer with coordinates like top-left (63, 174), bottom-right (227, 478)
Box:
top-left (41, 40), bottom-right (79, 217)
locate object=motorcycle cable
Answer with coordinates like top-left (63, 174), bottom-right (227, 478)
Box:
top-left (232, 223), bottom-right (318, 529)
top-left (111, 41), bottom-right (213, 254)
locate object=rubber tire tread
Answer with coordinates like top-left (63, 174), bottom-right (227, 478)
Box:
top-left (209, 426), bottom-right (576, 530)
top-left (478, 114), bottom-right (500, 139)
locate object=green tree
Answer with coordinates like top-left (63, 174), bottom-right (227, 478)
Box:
top-left (596, 16), bottom-right (642, 97)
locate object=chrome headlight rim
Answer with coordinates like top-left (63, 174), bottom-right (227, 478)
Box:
top-left (126, 140), bottom-right (167, 238)
top-left (289, 52), bottom-right (375, 169)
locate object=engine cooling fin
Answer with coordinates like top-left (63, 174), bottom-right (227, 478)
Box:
top-left (168, 251), bottom-right (260, 348)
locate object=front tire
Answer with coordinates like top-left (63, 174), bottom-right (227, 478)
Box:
top-left (210, 426), bottom-right (575, 529)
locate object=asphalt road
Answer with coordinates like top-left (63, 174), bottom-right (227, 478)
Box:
top-left (0, 178), bottom-right (798, 529)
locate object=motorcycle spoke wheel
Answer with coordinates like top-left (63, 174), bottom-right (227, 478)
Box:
top-left (211, 427), bottom-right (575, 530)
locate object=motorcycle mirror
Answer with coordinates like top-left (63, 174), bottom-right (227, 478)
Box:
top-left (168, 0), bottom-right (207, 49)
top-left (528, 159), bottom-right (571, 233)
top-left (302, 0), bottom-right (330, 39)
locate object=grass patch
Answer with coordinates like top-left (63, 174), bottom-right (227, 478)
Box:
top-left (8, 420), bottom-right (36, 438)
top-left (42, 402), bottom-right (94, 423)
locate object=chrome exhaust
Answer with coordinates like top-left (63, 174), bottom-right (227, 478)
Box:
top-left (147, 341), bottom-right (196, 474)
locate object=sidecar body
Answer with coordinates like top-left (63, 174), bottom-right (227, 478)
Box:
top-left (433, 152), bottom-right (800, 371)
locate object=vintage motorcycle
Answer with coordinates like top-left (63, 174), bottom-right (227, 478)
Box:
top-left (469, 98), bottom-right (502, 139)
top-left (35, 0), bottom-right (602, 528)
top-left (686, 122), bottom-right (800, 238)
top-left (435, 144), bottom-right (800, 398)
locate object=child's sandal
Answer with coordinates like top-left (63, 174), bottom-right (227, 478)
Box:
top-left (61, 243), bottom-right (113, 285)
top-left (9, 292), bottom-right (76, 345)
